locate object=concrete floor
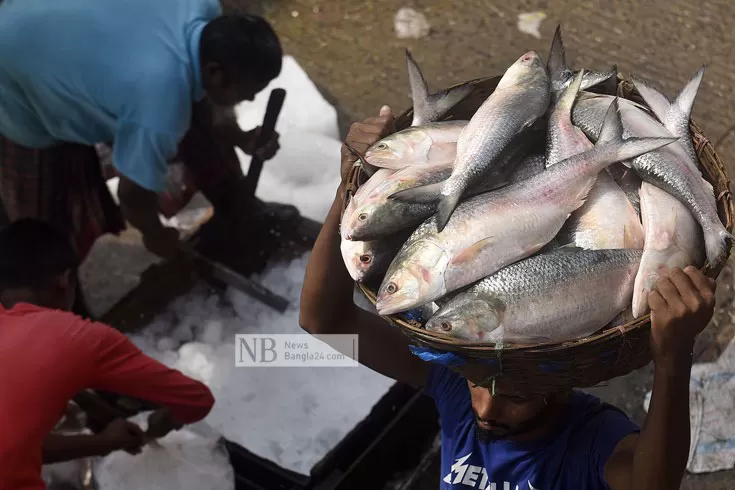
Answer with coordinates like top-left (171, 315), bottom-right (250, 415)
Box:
top-left (80, 0), bottom-right (735, 488)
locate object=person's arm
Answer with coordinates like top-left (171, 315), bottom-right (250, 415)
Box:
top-left (604, 266), bottom-right (717, 490)
top-left (76, 320), bottom-right (215, 426)
top-left (43, 419), bottom-right (145, 463)
top-left (112, 121), bottom-right (183, 259)
top-left (192, 98), bottom-right (279, 160)
top-left (299, 106), bottom-right (430, 388)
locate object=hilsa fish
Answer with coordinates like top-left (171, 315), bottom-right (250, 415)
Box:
top-left (424, 247), bottom-right (643, 343)
top-left (433, 51), bottom-right (551, 232)
top-left (632, 182), bottom-right (705, 318)
top-left (375, 100), bottom-right (675, 315)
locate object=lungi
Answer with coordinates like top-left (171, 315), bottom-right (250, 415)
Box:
top-left (0, 115), bottom-right (244, 263)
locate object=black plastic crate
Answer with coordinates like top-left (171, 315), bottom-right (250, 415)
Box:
top-left (226, 382), bottom-right (439, 490)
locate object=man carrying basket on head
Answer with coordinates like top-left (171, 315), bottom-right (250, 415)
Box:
top-left (300, 106), bottom-right (718, 490)
top-left (0, 0), bottom-right (282, 316)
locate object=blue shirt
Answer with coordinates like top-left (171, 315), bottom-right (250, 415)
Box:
top-left (0, 0), bottom-right (221, 192)
top-left (425, 366), bottom-right (640, 490)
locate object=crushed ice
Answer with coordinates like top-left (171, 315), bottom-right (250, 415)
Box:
top-left (94, 56), bottom-right (395, 482)
top-left (124, 255), bottom-right (394, 476)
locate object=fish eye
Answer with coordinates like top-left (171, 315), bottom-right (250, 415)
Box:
top-left (358, 213), bottom-right (368, 221)
top-left (440, 321), bottom-right (452, 332)
top-left (386, 282), bottom-right (398, 294)
top-left (359, 254), bottom-right (372, 263)
top-left (377, 143), bottom-right (388, 150)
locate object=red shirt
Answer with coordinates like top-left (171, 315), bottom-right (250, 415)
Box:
top-left (0, 303), bottom-right (215, 490)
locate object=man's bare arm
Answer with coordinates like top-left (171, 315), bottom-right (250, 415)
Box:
top-left (299, 107), bottom-right (430, 388)
top-left (604, 267), bottom-right (717, 490)
top-left (300, 191), bottom-right (430, 388)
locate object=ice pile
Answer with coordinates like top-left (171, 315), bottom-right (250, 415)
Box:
top-left (233, 55), bottom-right (343, 222)
top-left (94, 413), bottom-right (234, 490)
top-left (128, 255), bottom-right (395, 475)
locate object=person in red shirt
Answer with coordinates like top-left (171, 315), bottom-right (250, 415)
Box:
top-left (0, 219), bottom-right (216, 489)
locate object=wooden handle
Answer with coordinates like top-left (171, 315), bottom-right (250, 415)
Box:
top-left (245, 88), bottom-right (287, 196)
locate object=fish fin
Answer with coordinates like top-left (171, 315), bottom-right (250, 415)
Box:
top-left (436, 191), bottom-right (461, 232)
top-left (450, 236), bottom-right (496, 266)
top-left (597, 64), bottom-right (619, 96)
top-left (674, 66), bottom-right (705, 121)
top-left (547, 25), bottom-right (571, 89)
top-left (555, 69), bottom-right (584, 114)
top-left (595, 97), bottom-right (677, 165)
top-left (630, 74), bottom-right (672, 124)
top-left (388, 182), bottom-right (443, 204)
top-left (406, 49), bottom-right (431, 126)
top-left (580, 67), bottom-right (617, 91)
top-left (406, 49), bottom-right (471, 126)
top-left (425, 85), bottom-right (474, 123)
top-left (597, 97), bottom-right (624, 145)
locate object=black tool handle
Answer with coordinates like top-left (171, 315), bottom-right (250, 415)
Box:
top-left (245, 88), bottom-right (287, 196)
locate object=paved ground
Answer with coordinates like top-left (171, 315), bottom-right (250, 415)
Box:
top-left (80, 0), bottom-right (735, 488)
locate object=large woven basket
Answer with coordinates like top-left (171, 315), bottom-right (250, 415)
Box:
top-left (343, 75), bottom-right (735, 396)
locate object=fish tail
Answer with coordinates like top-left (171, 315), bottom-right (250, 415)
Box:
top-left (555, 69), bottom-right (584, 114)
top-left (436, 192), bottom-right (461, 232)
top-left (674, 66), bottom-right (705, 121)
top-left (631, 66), bottom-right (704, 128)
top-left (406, 49), bottom-right (472, 126)
top-left (597, 98), bottom-right (677, 167)
top-left (546, 25), bottom-right (568, 86)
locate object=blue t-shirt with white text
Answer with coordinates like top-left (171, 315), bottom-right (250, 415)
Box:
top-left (425, 365), bottom-right (640, 490)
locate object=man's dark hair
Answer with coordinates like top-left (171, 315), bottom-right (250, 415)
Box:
top-left (200, 14), bottom-right (283, 85)
top-left (0, 219), bottom-right (78, 289)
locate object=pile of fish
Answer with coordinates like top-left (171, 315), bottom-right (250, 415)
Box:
top-left (340, 26), bottom-right (731, 345)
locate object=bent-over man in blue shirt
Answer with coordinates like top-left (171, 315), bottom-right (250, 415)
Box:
top-left (300, 106), bottom-right (719, 490)
top-left (0, 0), bottom-right (282, 312)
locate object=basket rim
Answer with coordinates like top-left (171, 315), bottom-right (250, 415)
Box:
top-left (344, 75), bottom-right (735, 354)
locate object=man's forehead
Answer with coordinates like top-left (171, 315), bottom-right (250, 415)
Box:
top-left (465, 376), bottom-right (549, 398)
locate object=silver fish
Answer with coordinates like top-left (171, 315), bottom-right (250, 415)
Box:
top-left (548, 71), bottom-right (644, 250)
top-left (434, 51), bottom-right (551, 231)
top-left (573, 84), bottom-right (730, 266)
top-left (632, 182), bottom-right (705, 318)
top-left (406, 49), bottom-right (473, 126)
top-left (374, 101), bottom-right (675, 315)
top-left (424, 247), bottom-right (643, 343)
top-left (364, 121), bottom-right (466, 169)
top-left (342, 164), bottom-right (453, 241)
top-left (341, 230), bottom-right (413, 284)
top-left (547, 25), bottom-right (617, 94)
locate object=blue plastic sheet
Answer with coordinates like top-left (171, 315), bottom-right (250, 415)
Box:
top-left (409, 345), bottom-right (503, 368)
top-left (409, 345), bottom-right (467, 367)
